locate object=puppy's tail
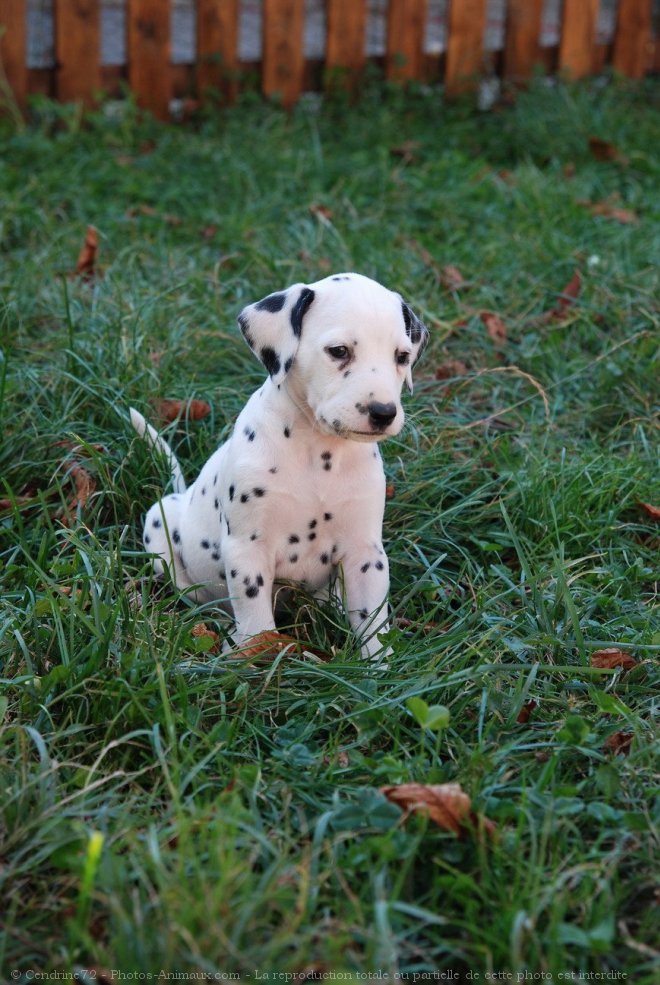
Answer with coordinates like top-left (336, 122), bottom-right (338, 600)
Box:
top-left (129, 407), bottom-right (187, 494)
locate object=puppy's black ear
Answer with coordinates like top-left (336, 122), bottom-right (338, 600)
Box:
top-left (238, 285), bottom-right (315, 384)
top-left (400, 299), bottom-right (429, 393)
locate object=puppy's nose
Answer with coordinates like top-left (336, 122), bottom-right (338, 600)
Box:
top-left (368, 401), bottom-right (397, 429)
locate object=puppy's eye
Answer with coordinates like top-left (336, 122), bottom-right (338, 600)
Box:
top-left (396, 351), bottom-right (411, 366)
top-left (326, 345), bottom-right (350, 361)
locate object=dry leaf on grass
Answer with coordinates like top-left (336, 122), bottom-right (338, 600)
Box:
top-left (537, 270), bottom-right (582, 324)
top-left (380, 782), bottom-right (496, 838)
top-left (231, 630), bottom-right (331, 663)
top-left (588, 137), bottom-right (627, 164)
top-left (60, 464), bottom-right (96, 526)
top-left (591, 648), bottom-right (638, 671)
top-left (151, 398), bottom-right (212, 423)
top-left (74, 225), bottom-right (98, 281)
top-left (639, 502), bottom-right (660, 522)
top-left (516, 700), bottom-right (538, 724)
top-left (578, 197), bottom-right (638, 225)
top-left (604, 732), bottom-right (633, 756)
top-left (309, 203), bottom-right (333, 222)
top-left (440, 264), bottom-right (466, 291)
top-left (0, 494), bottom-right (33, 511)
top-left (480, 310), bottom-right (507, 344)
top-left (435, 359), bottom-right (468, 381)
top-left (385, 483), bottom-right (396, 499)
top-left (191, 622), bottom-right (222, 655)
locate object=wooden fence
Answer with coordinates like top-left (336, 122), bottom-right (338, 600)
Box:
top-left (1, 1), bottom-right (657, 120)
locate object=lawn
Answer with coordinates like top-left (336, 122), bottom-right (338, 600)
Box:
top-left (0, 75), bottom-right (658, 980)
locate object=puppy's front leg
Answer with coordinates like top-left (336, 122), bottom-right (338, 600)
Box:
top-left (224, 546), bottom-right (276, 646)
top-left (341, 544), bottom-right (392, 662)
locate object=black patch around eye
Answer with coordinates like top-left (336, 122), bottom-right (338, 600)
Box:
top-left (261, 346), bottom-right (281, 377)
top-left (290, 287), bottom-right (315, 338)
top-left (255, 291), bottom-right (286, 313)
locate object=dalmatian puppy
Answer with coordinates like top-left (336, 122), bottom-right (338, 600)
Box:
top-left (131, 272), bottom-right (427, 660)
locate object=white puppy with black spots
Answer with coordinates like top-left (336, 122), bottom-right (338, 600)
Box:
top-left (131, 272), bottom-right (428, 660)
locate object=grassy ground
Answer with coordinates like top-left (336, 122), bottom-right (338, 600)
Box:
top-left (0, 75), bottom-right (658, 980)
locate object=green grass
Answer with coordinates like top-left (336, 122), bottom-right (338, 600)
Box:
top-left (1, 75), bottom-right (658, 980)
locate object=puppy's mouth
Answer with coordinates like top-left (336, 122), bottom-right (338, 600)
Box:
top-left (318, 416), bottom-right (398, 441)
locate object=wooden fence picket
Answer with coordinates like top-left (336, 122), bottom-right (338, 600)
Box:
top-left (613, 0), bottom-right (653, 77)
top-left (504, 0), bottom-right (544, 81)
top-left (262, 0), bottom-right (305, 108)
top-left (127, 0), bottom-right (171, 119)
top-left (445, 0), bottom-right (488, 96)
top-left (559, 0), bottom-right (599, 79)
top-left (326, 0), bottom-right (367, 87)
top-left (54, 0), bottom-right (101, 107)
top-left (197, 0), bottom-right (239, 100)
top-left (386, 0), bottom-right (428, 83)
top-left (0, 0), bottom-right (27, 112)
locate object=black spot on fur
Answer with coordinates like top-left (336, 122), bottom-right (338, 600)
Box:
top-left (229, 485), bottom-right (235, 501)
top-left (321, 451), bottom-right (332, 460)
top-left (172, 530), bottom-right (181, 544)
top-left (212, 551), bottom-right (220, 561)
top-left (145, 534), bottom-right (151, 544)
top-left (152, 518), bottom-right (161, 528)
top-left (256, 574), bottom-right (264, 587)
top-left (284, 426), bottom-right (291, 438)
top-left (213, 474), bottom-right (218, 485)
top-left (289, 554), bottom-right (298, 563)
top-left (253, 487), bottom-right (265, 497)
top-left (244, 426), bottom-right (256, 442)
top-left (289, 534), bottom-right (300, 544)
top-left (323, 462), bottom-right (332, 472)
top-left (308, 532), bottom-right (316, 541)
top-left (361, 562), bottom-right (370, 573)
top-left (261, 346), bottom-right (281, 377)
top-left (360, 609), bottom-right (368, 619)
top-left (230, 569), bottom-right (238, 578)
top-left (214, 498), bottom-right (219, 510)
top-left (375, 561), bottom-right (384, 570)
top-left (320, 553), bottom-right (330, 564)
top-left (283, 356), bottom-right (293, 375)
top-left (309, 519), bottom-right (317, 529)
top-left (255, 291), bottom-right (286, 312)
top-left (332, 275), bottom-right (351, 281)
top-left (246, 585), bottom-right (259, 598)
top-left (290, 287), bottom-right (315, 338)
top-left (250, 533), bottom-right (258, 541)
top-left (324, 512), bottom-right (333, 521)
top-left (240, 493), bottom-right (249, 503)
top-left (201, 539), bottom-right (210, 549)
top-left (269, 466), bottom-right (278, 474)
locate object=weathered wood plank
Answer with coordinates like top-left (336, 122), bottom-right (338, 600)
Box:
top-left (54, 0), bottom-right (101, 106)
top-left (262, 0), bottom-right (305, 109)
top-left (127, 0), bottom-right (171, 119)
top-left (197, 0), bottom-right (239, 100)
top-left (612, 0), bottom-right (653, 78)
top-left (559, 0), bottom-right (599, 79)
top-left (0, 0), bottom-right (27, 112)
top-left (504, 0), bottom-right (544, 81)
top-left (326, 0), bottom-right (366, 87)
top-left (386, 0), bottom-right (428, 83)
top-left (445, 0), bottom-right (487, 96)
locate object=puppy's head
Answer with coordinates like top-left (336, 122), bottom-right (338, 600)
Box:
top-left (238, 272), bottom-right (428, 442)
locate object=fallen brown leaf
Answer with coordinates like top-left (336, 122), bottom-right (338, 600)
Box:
top-left (440, 264), bottom-right (466, 291)
top-left (385, 483), bottom-right (396, 499)
top-left (74, 225), bottom-right (98, 281)
top-left (480, 310), bottom-right (507, 344)
top-left (309, 203), bottom-right (333, 222)
top-left (516, 699), bottom-right (538, 724)
top-left (0, 495), bottom-right (32, 511)
top-left (380, 782), bottom-right (496, 838)
top-left (435, 359), bottom-right (468, 380)
top-left (588, 200), bottom-right (638, 224)
top-left (61, 464), bottom-right (96, 526)
top-left (201, 225), bottom-right (217, 240)
top-left (390, 140), bottom-right (421, 164)
top-left (191, 622), bottom-right (222, 654)
top-left (152, 398), bottom-right (211, 423)
top-left (591, 648), bottom-right (638, 671)
top-left (604, 731), bottom-right (633, 756)
top-left (639, 502), bottom-right (660, 522)
top-left (588, 137), bottom-right (627, 164)
top-left (127, 204), bottom-right (157, 218)
top-left (537, 270), bottom-right (582, 324)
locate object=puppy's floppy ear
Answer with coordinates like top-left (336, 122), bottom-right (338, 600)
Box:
top-left (400, 299), bottom-right (429, 394)
top-left (238, 284), bottom-right (315, 385)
